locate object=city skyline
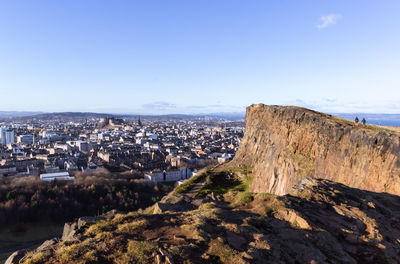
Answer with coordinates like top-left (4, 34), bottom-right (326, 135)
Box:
top-left (1, 1), bottom-right (400, 114)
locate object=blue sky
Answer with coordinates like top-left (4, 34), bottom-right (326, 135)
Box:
top-left (0, 0), bottom-right (399, 114)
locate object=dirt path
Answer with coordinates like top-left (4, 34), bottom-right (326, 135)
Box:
top-left (186, 179), bottom-right (206, 198)
top-left (185, 167), bottom-right (210, 198)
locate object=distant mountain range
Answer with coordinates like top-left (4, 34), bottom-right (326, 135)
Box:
top-left (0, 111), bottom-right (44, 118)
top-left (0, 111), bottom-right (246, 121)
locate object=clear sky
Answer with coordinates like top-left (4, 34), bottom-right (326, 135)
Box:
top-left (0, 0), bottom-right (399, 114)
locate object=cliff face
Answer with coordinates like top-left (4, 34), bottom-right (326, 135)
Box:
top-left (233, 104), bottom-right (400, 195)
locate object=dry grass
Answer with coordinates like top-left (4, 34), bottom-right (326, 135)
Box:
top-left (123, 240), bottom-right (157, 264)
top-left (117, 219), bottom-right (148, 233)
top-left (207, 238), bottom-right (246, 264)
top-left (21, 250), bottom-right (52, 264)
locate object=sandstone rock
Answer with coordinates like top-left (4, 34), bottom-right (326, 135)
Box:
top-left (78, 215), bottom-right (105, 229)
top-left (153, 195), bottom-right (196, 213)
top-left (36, 238), bottom-right (57, 252)
top-left (5, 250), bottom-right (26, 264)
top-left (158, 248), bottom-right (174, 264)
top-left (62, 222), bottom-right (78, 241)
top-left (173, 235), bottom-right (186, 241)
top-left (232, 104), bottom-right (400, 195)
top-left (273, 209), bottom-right (312, 230)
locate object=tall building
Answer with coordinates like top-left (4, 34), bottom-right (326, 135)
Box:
top-left (0, 127), bottom-right (15, 145)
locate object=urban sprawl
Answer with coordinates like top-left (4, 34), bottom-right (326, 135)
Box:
top-left (0, 116), bottom-right (244, 183)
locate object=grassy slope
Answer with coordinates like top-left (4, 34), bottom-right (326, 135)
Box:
top-left (287, 105), bottom-right (400, 136)
top-left (14, 166), bottom-right (400, 264)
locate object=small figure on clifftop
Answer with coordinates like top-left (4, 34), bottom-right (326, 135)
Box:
top-left (355, 117), bottom-right (359, 126)
top-left (362, 118), bottom-right (366, 127)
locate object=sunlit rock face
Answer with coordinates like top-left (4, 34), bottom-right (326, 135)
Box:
top-left (233, 104), bottom-right (400, 195)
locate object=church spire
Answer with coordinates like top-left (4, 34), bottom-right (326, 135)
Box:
top-left (138, 116), bottom-right (142, 127)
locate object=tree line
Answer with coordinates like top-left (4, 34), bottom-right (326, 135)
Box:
top-left (0, 169), bottom-right (172, 231)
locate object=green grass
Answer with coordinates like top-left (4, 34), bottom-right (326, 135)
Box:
top-left (231, 192), bottom-right (254, 207)
top-left (194, 168), bottom-right (254, 199)
top-left (364, 124), bottom-right (400, 135)
top-left (174, 172), bottom-right (207, 194)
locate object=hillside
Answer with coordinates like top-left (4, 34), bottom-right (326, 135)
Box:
top-left (7, 167), bottom-right (400, 264)
top-left (233, 104), bottom-right (400, 195)
top-left (6, 105), bottom-right (400, 264)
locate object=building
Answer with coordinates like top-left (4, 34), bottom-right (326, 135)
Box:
top-left (145, 167), bottom-right (192, 183)
top-left (17, 135), bottom-right (34, 144)
top-left (0, 127), bottom-right (15, 145)
top-left (0, 165), bottom-right (17, 175)
top-left (40, 172), bottom-right (75, 182)
top-left (64, 160), bottom-right (78, 172)
top-left (67, 140), bottom-right (90, 152)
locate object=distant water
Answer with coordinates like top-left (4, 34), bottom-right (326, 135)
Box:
top-left (366, 119), bottom-right (400, 127)
top-left (335, 114), bottom-right (400, 127)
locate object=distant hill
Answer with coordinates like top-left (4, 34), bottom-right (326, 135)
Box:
top-left (0, 111), bottom-right (43, 118)
top-left (24, 112), bottom-right (118, 121)
top-left (4, 111), bottom-right (245, 122)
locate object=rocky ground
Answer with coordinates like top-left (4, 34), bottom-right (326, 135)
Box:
top-left (7, 167), bottom-right (400, 264)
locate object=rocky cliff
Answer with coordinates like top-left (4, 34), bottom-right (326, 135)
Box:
top-left (233, 104), bottom-right (400, 195)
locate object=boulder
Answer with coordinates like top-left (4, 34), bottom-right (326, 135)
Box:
top-left (5, 250), bottom-right (26, 264)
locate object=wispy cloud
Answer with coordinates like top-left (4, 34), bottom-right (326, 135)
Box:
top-left (316, 14), bottom-right (342, 29)
top-left (142, 101), bottom-right (176, 111)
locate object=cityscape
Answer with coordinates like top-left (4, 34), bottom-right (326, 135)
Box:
top-left (0, 114), bottom-right (244, 183)
top-left (1, 1), bottom-right (400, 263)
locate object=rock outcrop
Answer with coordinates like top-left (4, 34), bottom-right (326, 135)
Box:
top-left (10, 172), bottom-right (400, 264)
top-left (233, 104), bottom-right (400, 195)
